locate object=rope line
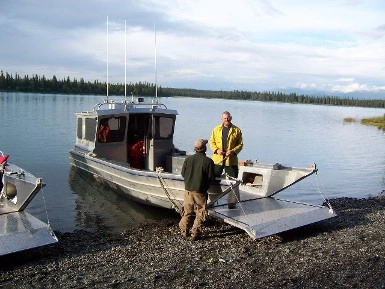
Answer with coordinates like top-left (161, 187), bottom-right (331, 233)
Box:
top-left (314, 171), bottom-right (334, 213)
top-left (39, 183), bottom-right (51, 227)
top-left (38, 181), bottom-right (58, 239)
top-left (156, 167), bottom-right (183, 214)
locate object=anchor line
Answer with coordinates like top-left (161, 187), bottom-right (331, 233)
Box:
top-left (156, 167), bottom-right (183, 215)
top-left (314, 171), bottom-right (335, 213)
top-left (39, 182), bottom-right (56, 236)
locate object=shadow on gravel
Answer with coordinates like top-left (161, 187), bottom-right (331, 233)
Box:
top-left (203, 226), bottom-right (245, 240)
top-left (0, 230), bottom-right (121, 270)
top-left (0, 243), bottom-right (59, 269)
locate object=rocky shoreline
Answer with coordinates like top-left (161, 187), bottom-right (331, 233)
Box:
top-left (2, 196), bottom-right (385, 288)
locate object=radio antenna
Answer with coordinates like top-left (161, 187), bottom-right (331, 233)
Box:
top-left (154, 22), bottom-right (158, 100)
top-left (124, 19), bottom-right (127, 101)
top-left (106, 16), bottom-right (109, 101)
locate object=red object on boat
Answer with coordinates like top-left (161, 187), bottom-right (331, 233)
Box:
top-left (0, 154), bottom-right (9, 164)
top-left (128, 141), bottom-right (145, 169)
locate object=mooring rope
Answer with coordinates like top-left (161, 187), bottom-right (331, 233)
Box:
top-left (156, 167), bottom-right (183, 214)
top-left (314, 171), bottom-right (335, 214)
top-left (39, 184), bottom-right (51, 226)
top-left (38, 180), bottom-right (57, 238)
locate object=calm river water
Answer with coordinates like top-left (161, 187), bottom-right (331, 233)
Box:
top-left (1, 92), bottom-right (384, 232)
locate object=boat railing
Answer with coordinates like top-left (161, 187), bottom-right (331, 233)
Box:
top-left (93, 98), bottom-right (168, 111)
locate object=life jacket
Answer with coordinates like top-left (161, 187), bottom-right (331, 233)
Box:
top-left (128, 140), bottom-right (145, 169)
top-left (0, 153), bottom-right (7, 192)
top-left (98, 125), bottom-right (110, 142)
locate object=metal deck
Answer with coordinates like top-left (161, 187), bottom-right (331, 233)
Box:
top-left (209, 197), bottom-right (336, 239)
top-left (0, 211), bottom-right (58, 256)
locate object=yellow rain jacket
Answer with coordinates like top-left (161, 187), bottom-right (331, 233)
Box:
top-left (209, 124), bottom-right (243, 166)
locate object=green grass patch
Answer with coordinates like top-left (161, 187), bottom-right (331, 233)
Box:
top-left (361, 115), bottom-right (385, 130)
top-left (343, 117), bottom-right (356, 123)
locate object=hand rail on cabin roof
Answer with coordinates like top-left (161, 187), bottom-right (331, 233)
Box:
top-left (93, 100), bottom-right (169, 111)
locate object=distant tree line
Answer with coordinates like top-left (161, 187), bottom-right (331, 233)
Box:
top-left (161, 88), bottom-right (385, 108)
top-left (0, 71), bottom-right (157, 96)
top-left (1, 71), bottom-right (384, 109)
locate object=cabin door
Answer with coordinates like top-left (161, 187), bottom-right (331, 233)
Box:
top-left (143, 115), bottom-right (176, 171)
top-left (127, 114), bottom-right (175, 171)
top-left (127, 115), bottom-right (149, 170)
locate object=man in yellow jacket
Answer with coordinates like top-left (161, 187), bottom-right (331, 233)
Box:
top-left (209, 111), bottom-right (243, 209)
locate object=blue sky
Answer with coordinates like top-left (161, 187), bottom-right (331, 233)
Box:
top-left (1, 0), bottom-right (385, 97)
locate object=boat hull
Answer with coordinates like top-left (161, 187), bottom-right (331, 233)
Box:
top-left (69, 149), bottom-right (233, 210)
top-left (69, 149), bottom-right (187, 210)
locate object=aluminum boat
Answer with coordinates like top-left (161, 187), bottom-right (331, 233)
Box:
top-left (69, 97), bottom-right (336, 239)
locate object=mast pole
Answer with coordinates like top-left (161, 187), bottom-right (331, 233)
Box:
top-left (154, 22), bottom-right (157, 100)
top-left (106, 16), bottom-right (109, 101)
top-left (125, 20), bottom-right (127, 100)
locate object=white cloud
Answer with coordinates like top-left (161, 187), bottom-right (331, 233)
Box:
top-left (1, 0), bottom-right (385, 96)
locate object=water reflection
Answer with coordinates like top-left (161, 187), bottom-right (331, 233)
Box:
top-left (68, 168), bottom-right (176, 233)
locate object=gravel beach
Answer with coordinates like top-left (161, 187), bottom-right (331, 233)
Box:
top-left (2, 196), bottom-right (385, 288)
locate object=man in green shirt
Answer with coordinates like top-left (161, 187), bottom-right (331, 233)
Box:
top-left (179, 139), bottom-right (215, 240)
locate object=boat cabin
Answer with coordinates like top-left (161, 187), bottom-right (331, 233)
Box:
top-left (74, 99), bottom-right (184, 172)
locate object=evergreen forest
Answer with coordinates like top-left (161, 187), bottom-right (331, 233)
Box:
top-left (1, 71), bottom-right (384, 109)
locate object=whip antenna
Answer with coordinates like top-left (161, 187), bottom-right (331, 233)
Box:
top-left (106, 16), bottom-right (109, 101)
top-left (124, 19), bottom-right (127, 100)
top-left (154, 22), bottom-right (158, 100)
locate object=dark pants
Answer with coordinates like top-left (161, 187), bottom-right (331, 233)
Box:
top-left (214, 164), bottom-right (238, 178)
top-left (214, 164), bottom-right (240, 205)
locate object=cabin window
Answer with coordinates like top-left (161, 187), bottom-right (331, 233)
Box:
top-left (98, 116), bottom-right (127, 143)
top-left (158, 117), bottom-right (174, 139)
top-left (85, 118), bottom-right (97, 141)
top-left (77, 118), bottom-right (83, 139)
top-left (152, 116), bottom-right (174, 140)
top-left (127, 115), bottom-right (175, 141)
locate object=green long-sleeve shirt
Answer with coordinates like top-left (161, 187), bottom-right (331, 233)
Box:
top-left (181, 152), bottom-right (215, 194)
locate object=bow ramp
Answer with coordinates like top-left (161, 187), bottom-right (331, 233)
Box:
top-left (207, 162), bottom-right (336, 240)
top-left (209, 197), bottom-right (335, 240)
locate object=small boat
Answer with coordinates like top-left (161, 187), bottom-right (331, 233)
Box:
top-left (69, 97), bottom-right (336, 239)
top-left (0, 151), bottom-right (58, 256)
